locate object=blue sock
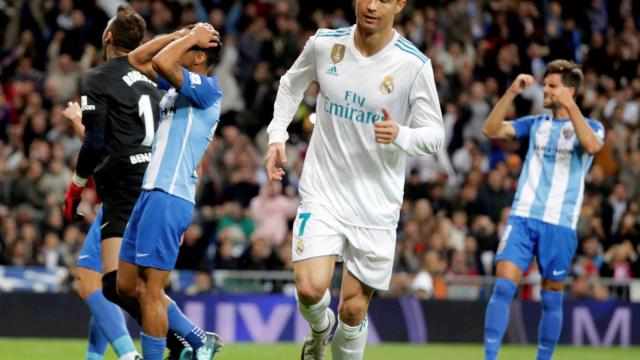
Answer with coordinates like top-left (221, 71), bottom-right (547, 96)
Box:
top-left (167, 301), bottom-right (206, 350)
top-left (141, 332), bottom-right (166, 360)
top-left (484, 278), bottom-right (517, 360)
top-left (537, 290), bottom-right (564, 360)
top-left (87, 316), bottom-right (107, 360)
top-left (86, 290), bottom-right (137, 357)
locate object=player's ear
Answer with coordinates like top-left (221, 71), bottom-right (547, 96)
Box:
top-left (195, 51), bottom-right (206, 66)
top-left (104, 31), bottom-right (113, 45)
top-left (395, 0), bottom-right (406, 14)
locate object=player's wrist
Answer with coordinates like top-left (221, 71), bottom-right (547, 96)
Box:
top-left (392, 124), bottom-right (410, 149)
top-left (268, 129), bottom-right (289, 145)
top-left (72, 173), bottom-right (88, 188)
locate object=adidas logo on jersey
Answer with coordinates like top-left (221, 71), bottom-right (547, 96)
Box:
top-left (326, 65), bottom-right (339, 76)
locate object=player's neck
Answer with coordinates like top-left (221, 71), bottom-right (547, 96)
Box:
top-left (354, 25), bottom-right (394, 57)
top-left (105, 45), bottom-right (129, 61)
top-left (553, 107), bottom-right (570, 119)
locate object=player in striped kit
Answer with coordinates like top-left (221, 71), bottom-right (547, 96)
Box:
top-left (481, 60), bottom-right (605, 360)
top-left (116, 23), bottom-right (222, 360)
top-left (264, 0), bottom-right (444, 359)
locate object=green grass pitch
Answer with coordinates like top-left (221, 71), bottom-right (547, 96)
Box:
top-left (1, 338), bottom-right (639, 359)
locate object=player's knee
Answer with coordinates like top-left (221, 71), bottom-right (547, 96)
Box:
top-left (296, 283), bottom-right (326, 305)
top-left (74, 276), bottom-right (95, 301)
top-left (338, 297), bottom-right (367, 326)
top-left (492, 277), bottom-right (518, 301)
top-left (136, 282), bottom-right (164, 306)
top-left (541, 279), bottom-right (565, 292)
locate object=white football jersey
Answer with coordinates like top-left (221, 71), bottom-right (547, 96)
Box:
top-left (268, 25), bottom-right (444, 229)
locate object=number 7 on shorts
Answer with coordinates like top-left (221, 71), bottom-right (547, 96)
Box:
top-left (298, 212), bottom-right (311, 237)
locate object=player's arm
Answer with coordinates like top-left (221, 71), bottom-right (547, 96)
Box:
top-left (375, 60), bottom-right (444, 156)
top-left (128, 27), bottom-right (193, 82)
top-left (151, 24), bottom-right (219, 91)
top-left (482, 74), bottom-right (535, 140)
top-left (555, 87), bottom-right (604, 155)
top-left (265, 34), bottom-right (318, 181)
top-left (64, 72), bottom-right (108, 221)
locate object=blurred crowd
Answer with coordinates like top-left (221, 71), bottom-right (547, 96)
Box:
top-left (0, 0), bottom-right (639, 301)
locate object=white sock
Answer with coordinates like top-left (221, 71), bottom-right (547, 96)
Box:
top-left (331, 317), bottom-right (368, 360)
top-left (297, 289), bottom-right (331, 332)
top-left (119, 352), bottom-right (139, 360)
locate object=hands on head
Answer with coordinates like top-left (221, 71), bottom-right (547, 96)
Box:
top-left (189, 23), bottom-right (221, 48)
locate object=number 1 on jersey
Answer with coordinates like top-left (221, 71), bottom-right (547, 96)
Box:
top-left (138, 95), bottom-right (154, 146)
top-left (298, 212), bottom-right (311, 237)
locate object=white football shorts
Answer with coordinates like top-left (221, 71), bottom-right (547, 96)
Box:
top-left (291, 202), bottom-right (396, 290)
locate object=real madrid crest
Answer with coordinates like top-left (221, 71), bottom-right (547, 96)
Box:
top-left (295, 237), bottom-right (304, 255)
top-left (380, 75), bottom-right (394, 94)
top-left (331, 44), bottom-right (346, 63)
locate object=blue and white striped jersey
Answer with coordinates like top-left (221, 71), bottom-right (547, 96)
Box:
top-left (142, 68), bottom-right (222, 203)
top-left (510, 114), bottom-right (605, 229)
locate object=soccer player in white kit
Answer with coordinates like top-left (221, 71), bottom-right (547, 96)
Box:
top-left (264, 1), bottom-right (444, 359)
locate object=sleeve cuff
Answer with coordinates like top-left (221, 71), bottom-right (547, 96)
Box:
top-left (393, 125), bottom-right (411, 150)
top-left (268, 129), bottom-right (289, 144)
top-left (72, 173), bottom-right (88, 187)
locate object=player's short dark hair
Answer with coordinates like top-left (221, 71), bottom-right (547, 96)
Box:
top-left (190, 41), bottom-right (222, 68)
top-left (200, 43), bottom-right (222, 68)
top-left (544, 59), bottom-right (584, 90)
top-left (109, 5), bottom-right (146, 51)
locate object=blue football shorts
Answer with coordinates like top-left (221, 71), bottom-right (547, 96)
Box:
top-left (495, 216), bottom-right (578, 281)
top-left (119, 190), bottom-right (194, 271)
top-left (76, 206), bottom-right (104, 273)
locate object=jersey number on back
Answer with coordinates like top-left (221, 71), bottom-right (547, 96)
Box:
top-left (138, 95), bottom-right (154, 146)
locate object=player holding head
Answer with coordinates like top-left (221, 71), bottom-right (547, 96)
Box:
top-left (481, 60), bottom-right (604, 360)
top-left (62, 6), bottom-right (152, 359)
top-left (265, 0), bottom-right (444, 358)
top-left (117, 23), bottom-right (223, 360)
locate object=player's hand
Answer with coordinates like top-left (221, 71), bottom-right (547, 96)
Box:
top-left (63, 182), bottom-right (84, 222)
top-left (62, 101), bottom-right (82, 124)
top-left (264, 142), bottom-right (287, 181)
top-left (554, 86), bottom-right (575, 109)
top-left (189, 23), bottom-right (220, 48)
top-left (374, 108), bottom-right (399, 144)
top-left (507, 74), bottom-right (535, 96)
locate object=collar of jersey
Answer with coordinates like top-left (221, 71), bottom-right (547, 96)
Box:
top-left (349, 24), bottom-right (399, 62)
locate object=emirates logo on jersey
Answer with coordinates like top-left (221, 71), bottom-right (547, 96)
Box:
top-left (331, 44), bottom-right (346, 63)
top-left (380, 75), bottom-right (394, 94)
